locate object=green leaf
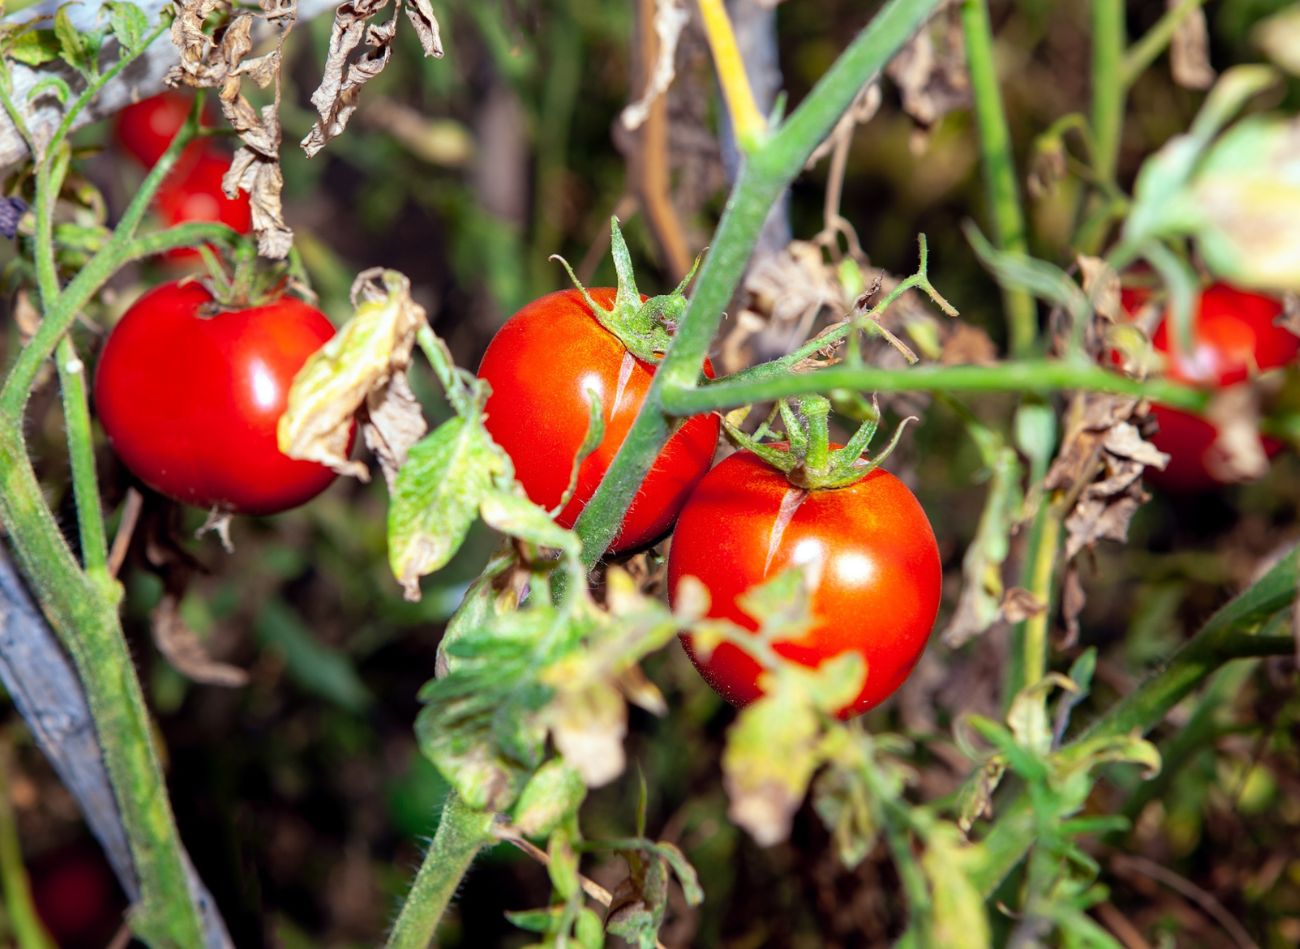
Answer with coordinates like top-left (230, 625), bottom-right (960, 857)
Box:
top-left (504, 907), bottom-right (565, 934)
top-left (546, 826), bottom-right (581, 901)
top-left (479, 489), bottom-right (580, 556)
top-left (105, 0), bottom-right (149, 53)
top-left (388, 415), bottom-right (509, 598)
top-left (54, 6), bottom-right (94, 76)
top-left (513, 759), bottom-right (586, 839)
top-left (26, 74), bottom-right (71, 106)
top-left (6, 28), bottom-right (62, 67)
top-left (575, 907), bottom-right (603, 949)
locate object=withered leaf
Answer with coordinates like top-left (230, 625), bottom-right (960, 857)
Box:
top-left (279, 268), bottom-right (426, 479)
top-left (1000, 587), bottom-right (1046, 624)
top-left (1170, 0), bottom-right (1216, 90)
top-left (1077, 255), bottom-right (1122, 325)
top-left (167, 0), bottom-right (296, 258)
top-left (1044, 393), bottom-right (1169, 642)
top-left (152, 594), bottom-right (249, 687)
top-left (362, 370), bottom-right (429, 490)
top-left (620, 0), bottom-right (689, 131)
top-left (303, 0), bottom-right (443, 157)
top-left (940, 322), bottom-right (997, 366)
top-left (1204, 385), bottom-right (1269, 483)
top-left (884, 13), bottom-right (969, 132)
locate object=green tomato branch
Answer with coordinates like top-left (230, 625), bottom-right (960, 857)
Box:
top-left (960, 0), bottom-right (1036, 357)
top-left (971, 547), bottom-right (1299, 898)
top-left (660, 359), bottom-right (1210, 415)
top-left (571, 0), bottom-right (950, 566)
top-left (385, 794), bottom-right (497, 949)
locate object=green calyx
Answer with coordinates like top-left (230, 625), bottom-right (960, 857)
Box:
top-left (724, 394), bottom-right (916, 491)
top-left (551, 216), bottom-right (701, 364)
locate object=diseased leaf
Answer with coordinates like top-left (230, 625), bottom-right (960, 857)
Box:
top-left (362, 370), bottom-right (428, 489)
top-left (279, 268), bottom-right (427, 479)
top-left (388, 415), bottom-right (508, 600)
top-left (723, 689), bottom-right (819, 846)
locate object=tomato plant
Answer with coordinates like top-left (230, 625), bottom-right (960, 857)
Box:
top-left (478, 286), bottom-right (720, 553)
top-left (1123, 282), bottom-right (1299, 491)
top-left (666, 445), bottom-right (942, 717)
top-left (114, 91), bottom-right (200, 167)
top-left (93, 280), bottom-right (344, 515)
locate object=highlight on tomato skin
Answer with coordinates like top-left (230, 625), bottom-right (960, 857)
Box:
top-left (1120, 282), bottom-right (1300, 492)
top-left (93, 280), bottom-right (348, 516)
top-left (665, 448), bottom-right (943, 719)
top-left (114, 91), bottom-right (201, 167)
top-left (477, 287), bottom-right (721, 554)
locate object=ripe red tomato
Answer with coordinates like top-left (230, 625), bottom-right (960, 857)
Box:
top-left (666, 449), bottom-right (942, 717)
top-left (94, 280), bottom-right (344, 515)
top-left (155, 148), bottom-right (253, 261)
top-left (1122, 283), bottom-right (1299, 491)
top-left (114, 91), bottom-right (204, 167)
top-left (478, 288), bottom-right (720, 553)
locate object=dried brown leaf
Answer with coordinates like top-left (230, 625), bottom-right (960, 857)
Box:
top-left (362, 370), bottom-right (428, 490)
top-left (1044, 394), bottom-right (1169, 641)
top-left (166, 0), bottom-right (296, 258)
top-left (303, 0), bottom-right (442, 157)
top-left (278, 268), bottom-right (426, 479)
top-left (1170, 0), bottom-right (1216, 90)
top-left (1001, 587), bottom-right (1045, 624)
top-left (404, 0), bottom-right (445, 57)
top-left (940, 322), bottom-right (997, 366)
top-left (1077, 255), bottom-right (1122, 324)
top-left (1204, 385), bottom-right (1269, 483)
top-left (152, 594), bottom-right (249, 687)
top-left (884, 13), bottom-right (969, 131)
top-left (621, 0), bottom-right (688, 131)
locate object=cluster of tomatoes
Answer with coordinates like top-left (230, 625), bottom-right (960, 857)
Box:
top-left (114, 92), bottom-right (253, 261)
top-left (92, 166), bottom-right (1299, 713)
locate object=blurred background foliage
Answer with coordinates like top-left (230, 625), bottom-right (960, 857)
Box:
top-left (4, 0), bottom-right (1300, 945)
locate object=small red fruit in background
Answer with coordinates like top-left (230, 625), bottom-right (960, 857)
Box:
top-left (155, 149), bottom-right (254, 261)
top-left (114, 91), bottom-right (200, 167)
top-left (30, 844), bottom-right (124, 949)
top-left (666, 448), bottom-right (942, 718)
top-left (1122, 282), bottom-right (1299, 491)
top-left (478, 288), bottom-right (720, 553)
top-left (94, 280), bottom-right (345, 515)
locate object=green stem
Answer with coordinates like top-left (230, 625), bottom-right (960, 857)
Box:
top-left (1090, 0), bottom-right (1125, 184)
top-left (1018, 513), bottom-right (1060, 695)
top-left (0, 738), bottom-right (57, 949)
top-left (1121, 0), bottom-right (1208, 88)
top-left (385, 794), bottom-right (496, 949)
top-left (0, 221), bottom-right (244, 418)
top-left (972, 548), bottom-right (1299, 897)
top-left (960, 0), bottom-right (1036, 357)
top-left (0, 429), bottom-right (205, 946)
top-left (54, 336), bottom-right (110, 581)
top-left (662, 359), bottom-right (1209, 415)
top-left (571, 0), bottom-right (948, 565)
